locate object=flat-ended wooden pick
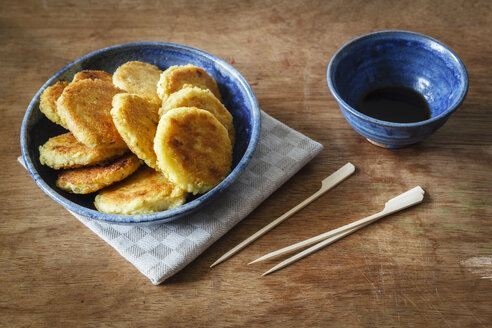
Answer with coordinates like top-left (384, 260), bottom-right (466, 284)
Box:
top-left (260, 186), bottom-right (425, 276)
top-left (250, 186), bottom-right (425, 265)
top-left (210, 162), bottom-right (356, 268)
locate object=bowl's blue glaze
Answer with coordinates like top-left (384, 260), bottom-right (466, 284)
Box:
top-left (21, 42), bottom-right (261, 224)
top-left (327, 31), bottom-right (468, 148)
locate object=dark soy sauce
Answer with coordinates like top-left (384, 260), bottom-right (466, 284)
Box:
top-left (355, 86), bottom-right (431, 123)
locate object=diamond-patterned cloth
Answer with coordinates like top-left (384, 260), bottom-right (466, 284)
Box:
top-left (20, 111), bottom-right (323, 284)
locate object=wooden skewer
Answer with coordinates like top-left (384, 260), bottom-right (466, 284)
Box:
top-left (250, 186), bottom-right (425, 264)
top-left (210, 163), bottom-right (356, 268)
top-left (260, 186), bottom-right (425, 275)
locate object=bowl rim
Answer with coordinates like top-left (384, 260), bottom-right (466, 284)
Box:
top-left (327, 30), bottom-right (469, 127)
top-left (20, 41), bottom-right (261, 224)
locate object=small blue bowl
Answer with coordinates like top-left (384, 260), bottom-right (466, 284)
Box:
top-left (327, 31), bottom-right (468, 148)
top-left (21, 42), bottom-right (261, 224)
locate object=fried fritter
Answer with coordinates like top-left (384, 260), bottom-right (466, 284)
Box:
top-left (113, 61), bottom-right (162, 106)
top-left (154, 107), bottom-right (232, 194)
top-left (56, 153), bottom-right (141, 194)
top-left (111, 93), bottom-right (160, 170)
top-left (160, 86), bottom-right (235, 145)
top-left (56, 79), bottom-right (126, 148)
top-left (39, 81), bottom-right (69, 128)
top-left (39, 132), bottom-right (128, 170)
top-left (94, 166), bottom-right (187, 215)
top-left (157, 64), bottom-right (221, 102)
top-left (72, 70), bottom-right (113, 83)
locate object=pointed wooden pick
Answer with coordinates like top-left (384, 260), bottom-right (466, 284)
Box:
top-left (210, 163), bottom-right (356, 268)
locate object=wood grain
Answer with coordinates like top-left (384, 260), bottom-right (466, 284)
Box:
top-left (1, 0), bottom-right (491, 327)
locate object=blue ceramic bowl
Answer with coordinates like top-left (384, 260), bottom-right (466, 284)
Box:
top-left (327, 31), bottom-right (468, 148)
top-left (21, 42), bottom-right (261, 224)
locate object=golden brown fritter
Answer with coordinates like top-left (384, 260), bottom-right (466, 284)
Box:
top-left (39, 81), bottom-right (70, 128)
top-left (154, 107), bottom-right (232, 194)
top-left (160, 86), bottom-right (235, 145)
top-left (72, 70), bottom-right (113, 83)
top-left (94, 166), bottom-right (187, 215)
top-left (56, 79), bottom-right (126, 148)
top-left (111, 93), bottom-right (160, 170)
top-left (42, 62), bottom-right (234, 214)
top-left (56, 153), bottom-right (141, 194)
top-left (39, 132), bottom-right (128, 169)
top-left (113, 61), bottom-right (162, 106)
top-left (157, 64), bottom-right (221, 102)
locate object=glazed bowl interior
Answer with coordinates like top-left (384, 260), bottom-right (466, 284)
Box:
top-left (329, 31), bottom-right (468, 122)
top-left (21, 42), bottom-right (260, 224)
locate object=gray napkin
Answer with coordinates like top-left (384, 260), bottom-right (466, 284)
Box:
top-left (20, 111), bottom-right (323, 284)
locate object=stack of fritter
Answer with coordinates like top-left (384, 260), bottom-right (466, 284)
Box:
top-left (39, 62), bottom-right (234, 215)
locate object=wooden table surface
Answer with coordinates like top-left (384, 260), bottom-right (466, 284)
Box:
top-left (1, 1), bottom-right (491, 327)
